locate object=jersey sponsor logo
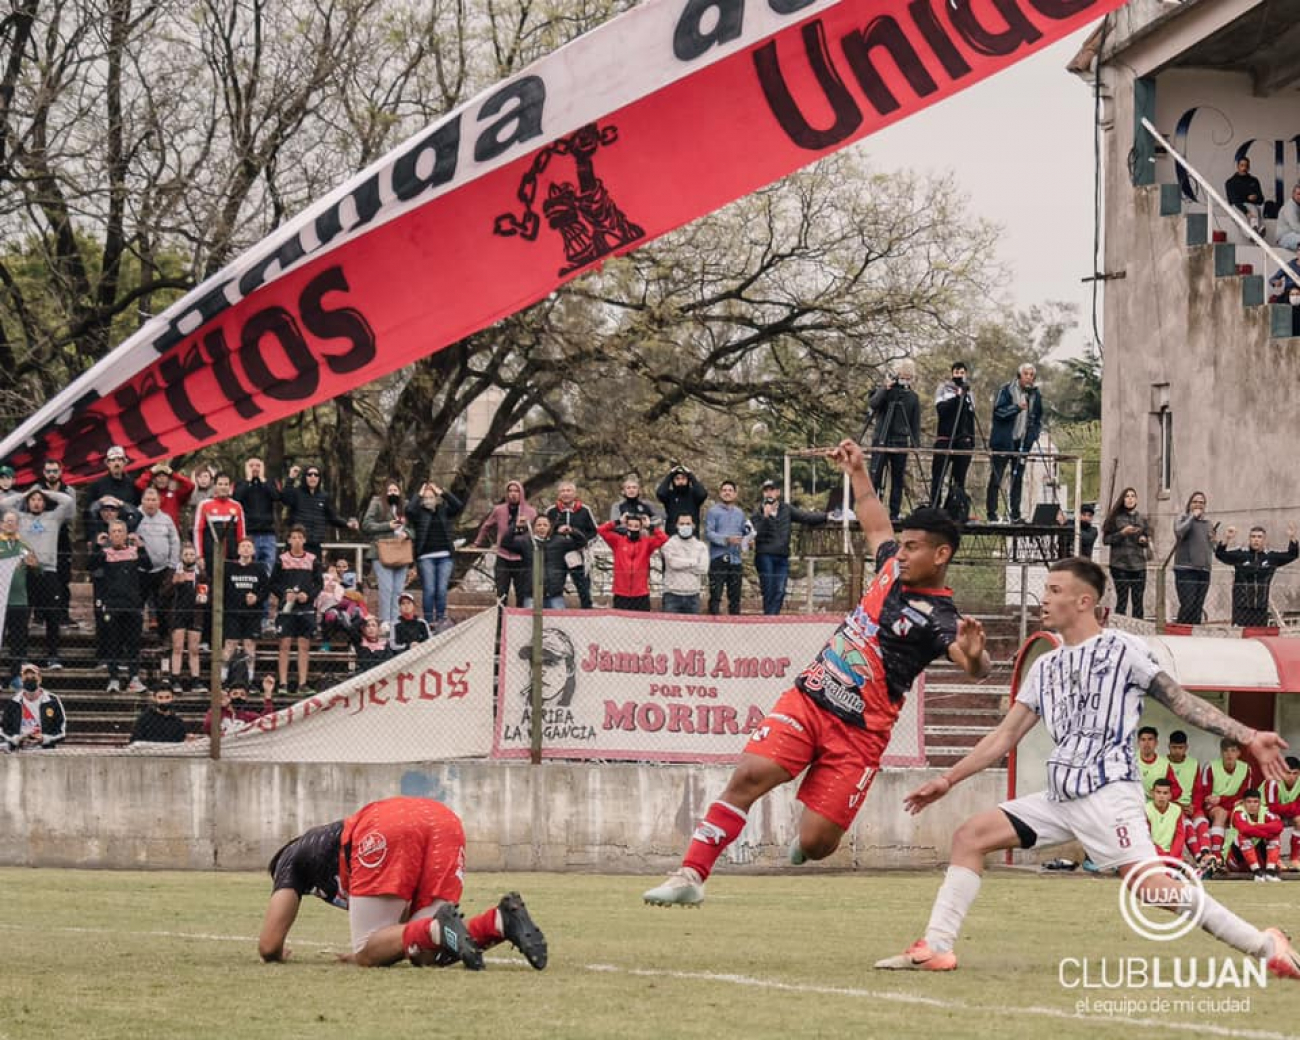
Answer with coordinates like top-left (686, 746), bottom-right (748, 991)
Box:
top-left (904, 599), bottom-right (934, 616)
top-left (750, 725), bottom-right (770, 743)
top-left (767, 712), bottom-right (804, 733)
top-left (356, 829), bottom-right (388, 869)
top-left (891, 615), bottom-right (913, 637)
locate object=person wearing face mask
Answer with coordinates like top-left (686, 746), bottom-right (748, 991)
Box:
top-left (659, 515), bottom-right (711, 614)
top-left (501, 515), bottom-right (586, 609)
top-left (408, 481), bottom-right (465, 630)
top-left (2, 663), bottom-right (65, 750)
top-left (598, 513), bottom-right (669, 611)
top-left (129, 686), bottom-right (187, 744)
top-left (363, 478), bottom-right (414, 624)
top-left (1215, 522), bottom-right (1299, 628)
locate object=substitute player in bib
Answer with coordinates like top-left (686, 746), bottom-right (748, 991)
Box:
top-left (1145, 778), bottom-right (1187, 862)
top-left (257, 796), bottom-right (547, 970)
top-left (1191, 737), bottom-right (1256, 877)
top-left (876, 557), bottom-right (1300, 978)
top-left (644, 438), bottom-right (991, 907)
top-left (1264, 756), bottom-right (1300, 869)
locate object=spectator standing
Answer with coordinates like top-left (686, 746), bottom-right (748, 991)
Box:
top-left (609, 475), bottom-right (662, 526)
top-left (0, 487), bottom-right (74, 669)
top-left (362, 479), bottom-right (412, 625)
top-left (234, 457), bottom-right (281, 578)
top-left (1, 663), bottom-right (65, 751)
top-left (867, 360), bottom-right (921, 522)
top-left (84, 445), bottom-right (140, 542)
top-left (1173, 491), bottom-right (1215, 625)
top-left (1277, 182), bottom-right (1300, 251)
top-left (224, 537), bottom-right (268, 676)
top-left (129, 687), bottom-right (187, 744)
top-left (280, 464), bottom-right (359, 559)
top-left (930, 362), bottom-right (975, 514)
top-left (656, 465), bottom-right (708, 529)
top-left (501, 515), bottom-right (584, 609)
top-left (0, 466), bottom-right (12, 501)
top-left (474, 479), bottom-right (536, 607)
top-left (269, 525), bottom-right (323, 696)
top-left (0, 512), bottom-right (36, 683)
top-left (705, 480), bottom-right (750, 615)
top-left (35, 460), bottom-right (74, 625)
top-left (598, 514), bottom-right (668, 611)
top-left (1225, 157), bottom-right (1266, 232)
top-left (1214, 523), bottom-right (1299, 628)
top-left (546, 481), bottom-right (599, 608)
top-left (167, 543), bottom-right (206, 693)
top-left (87, 519), bottom-right (152, 693)
top-left (193, 473), bottom-right (246, 575)
top-left (659, 514), bottom-right (710, 614)
top-left (751, 480), bottom-right (825, 615)
top-left (135, 461), bottom-right (194, 530)
top-left (985, 363), bottom-right (1042, 524)
top-left (1102, 487), bottom-right (1151, 618)
top-left (135, 487), bottom-right (182, 639)
top-left (1074, 502), bottom-right (1098, 560)
top-left (407, 482), bottom-right (464, 629)
top-left (389, 592), bottom-right (433, 654)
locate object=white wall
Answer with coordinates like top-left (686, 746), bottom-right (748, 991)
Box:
top-left (0, 756), bottom-right (1005, 873)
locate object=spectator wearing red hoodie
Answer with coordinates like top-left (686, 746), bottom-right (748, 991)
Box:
top-left (135, 461), bottom-right (195, 529)
top-left (1264, 756), bottom-right (1300, 869)
top-left (474, 479), bottom-right (536, 607)
top-left (598, 513), bottom-right (668, 611)
top-left (1229, 788), bottom-right (1284, 881)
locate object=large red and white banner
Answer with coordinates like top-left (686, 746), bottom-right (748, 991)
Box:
top-left (125, 608), bottom-right (498, 761)
top-left (0, 0), bottom-right (1121, 481)
top-left (492, 608), bottom-right (925, 765)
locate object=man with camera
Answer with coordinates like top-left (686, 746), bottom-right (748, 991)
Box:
top-left (87, 518), bottom-right (153, 694)
top-left (986, 362), bottom-right (1043, 524)
top-left (867, 359), bottom-right (921, 523)
top-left (930, 361), bottom-right (975, 519)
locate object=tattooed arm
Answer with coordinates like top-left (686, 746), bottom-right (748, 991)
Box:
top-left (1148, 671), bottom-right (1289, 782)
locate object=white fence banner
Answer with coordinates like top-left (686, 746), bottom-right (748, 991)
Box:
top-left (130, 607), bottom-right (498, 761)
top-left (493, 608), bottom-right (925, 766)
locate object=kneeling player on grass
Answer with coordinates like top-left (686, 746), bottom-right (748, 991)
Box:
top-left (643, 438), bottom-right (991, 907)
top-left (258, 796), bottom-right (547, 970)
top-left (875, 558), bottom-right (1300, 978)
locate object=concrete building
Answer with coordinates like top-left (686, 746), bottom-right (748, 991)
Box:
top-left (1082, 0), bottom-right (1300, 616)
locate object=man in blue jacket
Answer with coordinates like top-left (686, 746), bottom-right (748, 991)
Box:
top-left (985, 363), bottom-right (1042, 524)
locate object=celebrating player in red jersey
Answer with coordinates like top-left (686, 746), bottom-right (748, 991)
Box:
top-left (643, 438), bottom-right (991, 907)
top-left (257, 796), bottom-right (547, 970)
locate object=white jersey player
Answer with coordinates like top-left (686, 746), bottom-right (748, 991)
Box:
top-left (875, 557), bottom-right (1300, 977)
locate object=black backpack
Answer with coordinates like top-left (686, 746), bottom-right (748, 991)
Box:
top-left (943, 485), bottom-right (971, 526)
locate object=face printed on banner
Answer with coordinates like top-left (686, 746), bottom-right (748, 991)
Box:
top-left (518, 628), bottom-right (577, 707)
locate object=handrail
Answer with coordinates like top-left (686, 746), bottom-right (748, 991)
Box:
top-left (1140, 118), bottom-right (1294, 281)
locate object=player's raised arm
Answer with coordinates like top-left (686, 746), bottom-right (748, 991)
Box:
top-left (258, 888), bottom-right (301, 962)
top-left (1147, 672), bottom-right (1290, 783)
top-left (903, 702), bottom-right (1039, 814)
top-left (828, 439), bottom-right (892, 555)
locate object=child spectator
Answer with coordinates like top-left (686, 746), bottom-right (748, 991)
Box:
top-left (168, 543), bottom-right (206, 693)
top-left (389, 592), bottom-right (433, 654)
top-left (224, 537), bottom-right (267, 682)
top-left (316, 563), bottom-right (367, 651)
top-left (269, 525), bottom-right (323, 697)
top-left (353, 616), bottom-right (390, 673)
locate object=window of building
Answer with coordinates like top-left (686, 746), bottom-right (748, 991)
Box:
top-left (1157, 406), bottom-right (1173, 496)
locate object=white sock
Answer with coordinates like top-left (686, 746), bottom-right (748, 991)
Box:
top-left (924, 865), bottom-right (982, 954)
top-left (1184, 887), bottom-right (1271, 957)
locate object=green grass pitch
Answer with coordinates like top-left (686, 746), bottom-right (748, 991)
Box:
top-left (3, 867), bottom-right (1298, 1040)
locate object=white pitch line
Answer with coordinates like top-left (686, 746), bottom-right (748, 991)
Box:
top-left (583, 964), bottom-right (1300, 1040)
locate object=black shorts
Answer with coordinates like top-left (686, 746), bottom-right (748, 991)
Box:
top-left (224, 611), bottom-right (262, 641)
top-left (276, 610), bottom-right (316, 640)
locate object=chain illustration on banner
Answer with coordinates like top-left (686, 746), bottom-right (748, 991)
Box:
top-left (493, 122), bottom-right (644, 275)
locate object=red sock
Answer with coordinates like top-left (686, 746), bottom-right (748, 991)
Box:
top-left (1209, 827), bottom-right (1224, 856)
top-left (682, 800), bottom-right (747, 882)
top-left (1183, 819), bottom-right (1200, 856)
top-left (1240, 843), bottom-right (1260, 871)
top-left (402, 916), bottom-right (438, 954)
top-left (1267, 844), bottom-right (1281, 869)
top-left (1195, 819), bottom-right (1210, 851)
top-left (466, 907), bottom-right (501, 949)
top-left (1291, 834), bottom-right (1300, 861)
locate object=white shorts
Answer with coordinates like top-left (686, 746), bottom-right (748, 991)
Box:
top-left (348, 895), bottom-right (445, 953)
top-left (999, 781), bottom-right (1157, 871)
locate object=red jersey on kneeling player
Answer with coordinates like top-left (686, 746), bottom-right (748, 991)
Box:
top-left (796, 541), bottom-right (960, 732)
